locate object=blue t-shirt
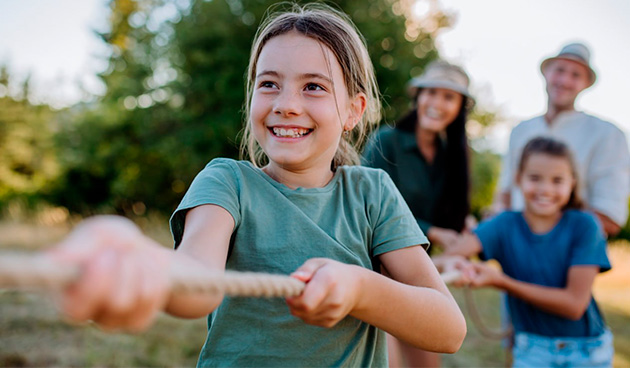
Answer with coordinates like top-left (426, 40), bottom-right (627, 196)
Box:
top-left (170, 158), bottom-right (428, 367)
top-left (474, 210), bottom-right (611, 337)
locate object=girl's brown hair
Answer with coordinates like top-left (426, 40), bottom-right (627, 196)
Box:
top-left (517, 136), bottom-right (584, 210)
top-left (240, 3), bottom-right (381, 169)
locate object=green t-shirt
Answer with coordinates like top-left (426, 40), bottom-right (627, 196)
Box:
top-left (170, 158), bottom-right (428, 367)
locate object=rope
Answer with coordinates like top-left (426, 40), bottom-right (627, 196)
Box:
top-left (0, 252), bottom-right (464, 298)
top-left (0, 252), bottom-right (305, 297)
top-left (462, 286), bottom-right (513, 340)
top-left (0, 252), bottom-right (512, 339)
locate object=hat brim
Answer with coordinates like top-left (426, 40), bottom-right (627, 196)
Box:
top-left (540, 56), bottom-right (596, 87)
top-left (407, 79), bottom-right (475, 104)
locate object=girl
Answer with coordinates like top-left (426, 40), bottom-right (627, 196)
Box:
top-left (447, 136), bottom-right (613, 367)
top-left (362, 59), bottom-right (474, 367)
top-left (50, 3), bottom-right (466, 367)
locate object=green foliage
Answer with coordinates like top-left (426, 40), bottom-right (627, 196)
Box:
top-left (47, 0), bottom-right (450, 216)
top-left (469, 149), bottom-right (501, 219)
top-left (0, 67), bottom-right (59, 210)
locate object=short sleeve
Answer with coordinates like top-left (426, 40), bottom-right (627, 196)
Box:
top-left (474, 213), bottom-right (505, 261)
top-left (371, 171), bottom-right (429, 256)
top-left (569, 212), bottom-right (611, 273)
top-left (169, 159), bottom-right (241, 248)
top-left (587, 127), bottom-right (630, 226)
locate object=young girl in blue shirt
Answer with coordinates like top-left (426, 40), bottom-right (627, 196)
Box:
top-left (49, 3), bottom-right (466, 366)
top-left (447, 136), bottom-right (613, 367)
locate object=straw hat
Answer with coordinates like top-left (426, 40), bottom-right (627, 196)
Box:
top-left (407, 60), bottom-right (474, 104)
top-left (540, 42), bottom-right (597, 87)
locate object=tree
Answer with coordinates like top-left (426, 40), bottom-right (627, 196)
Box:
top-left (0, 66), bottom-right (59, 209)
top-left (50, 0), bottom-right (454, 216)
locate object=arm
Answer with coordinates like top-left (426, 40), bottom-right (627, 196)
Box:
top-left (594, 210), bottom-right (621, 238)
top-left (588, 127), bottom-right (630, 234)
top-left (286, 246), bottom-right (466, 353)
top-left (51, 204), bottom-right (233, 330)
top-left (471, 263), bottom-right (599, 320)
top-left (442, 232), bottom-right (482, 258)
top-left (426, 226), bottom-right (462, 249)
top-left (164, 204), bottom-right (233, 318)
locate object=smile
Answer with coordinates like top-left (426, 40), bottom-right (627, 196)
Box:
top-left (269, 127), bottom-right (313, 138)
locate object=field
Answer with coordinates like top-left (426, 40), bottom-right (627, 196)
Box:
top-left (1, 218), bottom-right (628, 367)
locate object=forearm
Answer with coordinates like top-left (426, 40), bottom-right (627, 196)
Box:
top-left (351, 266), bottom-right (466, 353)
top-left (495, 275), bottom-right (589, 320)
top-left (164, 251), bottom-right (224, 318)
top-left (594, 211), bottom-right (621, 237)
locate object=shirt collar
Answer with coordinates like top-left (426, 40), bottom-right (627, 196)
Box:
top-left (399, 129), bottom-right (420, 152)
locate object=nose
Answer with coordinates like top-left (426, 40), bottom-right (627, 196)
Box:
top-left (273, 89), bottom-right (302, 117)
top-left (539, 180), bottom-right (554, 194)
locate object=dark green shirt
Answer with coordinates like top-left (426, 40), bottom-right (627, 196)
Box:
top-left (362, 126), bottom-right (446, 235)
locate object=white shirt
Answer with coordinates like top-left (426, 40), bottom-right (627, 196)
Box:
top-left (499, 110), bottom-right (630, 226)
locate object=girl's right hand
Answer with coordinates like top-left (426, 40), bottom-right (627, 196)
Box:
top-left (48, 215), bottom-right (172, 332)
top-left (286, 258), bottom-right (362, 328)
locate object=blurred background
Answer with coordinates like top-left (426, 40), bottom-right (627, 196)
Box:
top-left (0, 0), bottom-right (628, 367)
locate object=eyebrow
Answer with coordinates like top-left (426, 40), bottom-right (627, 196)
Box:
top-left (256, 70), bottom-right (333, 84)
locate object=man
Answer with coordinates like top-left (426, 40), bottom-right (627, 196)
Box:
top-left (498, 42), bottom-right (630, 236)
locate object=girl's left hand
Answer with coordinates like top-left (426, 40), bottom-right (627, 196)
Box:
top-left (469, 262), bottom-right (504, 288)
top-left (286, 258), bottom-right (362, 328)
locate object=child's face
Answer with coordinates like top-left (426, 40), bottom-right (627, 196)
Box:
top-left (250, 31), bottom-right (363, 174)
top-left (517, 153), bottom-right (575, 218)
top-left (416, 87), bottom-right (463, 132)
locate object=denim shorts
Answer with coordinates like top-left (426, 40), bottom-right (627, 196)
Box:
top-left (512, 329), bottom-right (613, 368)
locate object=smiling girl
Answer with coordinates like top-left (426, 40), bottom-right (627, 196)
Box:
top-left (446, 136), bottom-right (613, 367)
top-left (49, 3), bottom-right (466, 366)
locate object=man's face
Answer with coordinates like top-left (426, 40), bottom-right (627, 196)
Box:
top-left (542, 58), bottom-right (591, 110)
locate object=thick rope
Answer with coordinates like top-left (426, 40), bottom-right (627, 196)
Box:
top-left (0, 252), bottom-right (461, 297)
top-left (0, 252), bottom-right (305, 297)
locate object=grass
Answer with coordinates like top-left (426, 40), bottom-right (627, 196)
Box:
top-left (1, 218), bottom-right (629, 367)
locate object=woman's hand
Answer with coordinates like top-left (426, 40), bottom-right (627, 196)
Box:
top-left (431, 254), bottom-right (475, 287)
top-left (442, 232), bottom-right (482, 258)
top-left (47, 215), bottom-right (172, 332)
top-left (427, 227), bottom-right (461, 249)
top-left (286, 258), bottom-right (362, 328)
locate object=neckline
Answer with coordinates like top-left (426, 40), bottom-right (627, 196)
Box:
top-left (518, 211), bottom-right (566, 238)
top-left (244, 161), bottom-right (343, 194)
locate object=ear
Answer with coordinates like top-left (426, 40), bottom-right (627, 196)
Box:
top-left (344, 92), bottom-right (367, 131)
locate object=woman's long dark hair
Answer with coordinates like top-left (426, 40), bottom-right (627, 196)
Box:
top-left (396, 92), bottom-right (470, 232)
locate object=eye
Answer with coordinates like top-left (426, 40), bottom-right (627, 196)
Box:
top-left (258, 80), bottom-right (278, 89)
top-left (553, 177), bottom-right (564, 184)
top-left (444, 92), bottom-right (458, 102)
top-left (528, 174), bottom-right (541, 182)
top-left (305, 83), bottom-right (325, 92)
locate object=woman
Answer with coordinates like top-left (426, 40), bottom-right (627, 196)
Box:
top-left (362, 60), bottom-right (475, 367)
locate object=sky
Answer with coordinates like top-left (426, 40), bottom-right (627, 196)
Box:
top-left (1, 0), bottom-right (629, 153)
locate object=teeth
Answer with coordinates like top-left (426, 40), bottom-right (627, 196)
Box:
top-left (426, 108), bottom-right (442, 119)
top-left (272, 127), bottom-right (310, 138)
